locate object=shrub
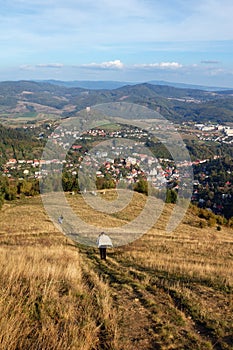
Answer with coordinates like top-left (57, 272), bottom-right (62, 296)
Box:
top-left (134, 179), bottom-right (148, 195)
top-left (208, 217), bottom-right (217, 227)
top-left (198, 208), bottom-right (215, 220)
top-left (4, 186), bottom-right (17, 201)
top-left (227, 217), bottom-right (233, 227)
top-left (199, 220), bottom-right (207, 229)
top-left (166, 189), bottom-right (177, 203)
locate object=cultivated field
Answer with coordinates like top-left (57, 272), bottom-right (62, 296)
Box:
top-left (0, 193), bottom-right (232, 350)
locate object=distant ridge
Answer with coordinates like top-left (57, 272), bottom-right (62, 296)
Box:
top-left (0, 80), bottom-right (233, 124)
top-left (147, 80), bottom-right (231, 92)
top-left (41, 79), bottom-right (231, 92)
top-left (42, 80), bottom-right (135, 90)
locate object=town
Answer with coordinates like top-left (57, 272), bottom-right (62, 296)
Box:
top-left (1, 121), bottom-right (233, 218)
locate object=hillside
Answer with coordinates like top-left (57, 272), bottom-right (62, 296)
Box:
top-left (0, 192), bottom-right (232, 349)
top-left (0, 123), bottom-right (45, 165)
top-left (0, 81), bottom-right (233, 125)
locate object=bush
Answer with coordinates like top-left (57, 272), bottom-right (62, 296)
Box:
top-left (227, 218), bottom-right (233, 227)
top-left (199, 220), bottom-right (207, 229)
top-left (96, 178), bottom-right (116, 190)
top-left (216, 215), bottom-right (226, 225)
top-left (5, 186), bottom-right (17, 201)
top-left (208, 217), bottom-right (217, 227)
top-left (166, 189), bottom-right (177, 203)
top-left (134, 179), bottom-right (148, 195)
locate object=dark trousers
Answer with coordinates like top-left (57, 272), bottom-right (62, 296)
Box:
top-left (99, 247), bottom-right (107, 260)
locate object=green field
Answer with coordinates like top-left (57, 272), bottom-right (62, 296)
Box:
top-left (0, 112), bottom-right (60, 127)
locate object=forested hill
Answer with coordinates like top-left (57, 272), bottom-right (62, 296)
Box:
top-left (0, 124), bottom-right (43, 164)
top-left (0, 80), bottom-right (233, 123)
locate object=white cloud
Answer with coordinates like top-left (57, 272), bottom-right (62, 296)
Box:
top-left (81, 60), bottom-right (124, 70)
top-left (20, 63), bottom-right (64, 70)
top-left (1, 0), bottom-right (233, 66)
top-left (36, 63), bottom-right (64, 68)
top-left (13, 59), bottom-right (233, 88)
top-left (20, 64), bottom-right (35, 71)
top-left (134, 62), bottom-right (183, 69)
top-left (3, 0), bottom-right (232, 90)
top-left (201, 60), bottom-right (220, 65)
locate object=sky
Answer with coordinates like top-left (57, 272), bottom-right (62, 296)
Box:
top-left (0, 0), bottom-right (233, 87)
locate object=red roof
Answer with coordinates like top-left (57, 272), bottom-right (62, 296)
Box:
top-left (72, 145), bottom-right (82, 149)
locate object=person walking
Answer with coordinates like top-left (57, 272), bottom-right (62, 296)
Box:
top-left (96, 232), bottom-right (113, 260)
top-left (58, 214), bottom-right (63, 224)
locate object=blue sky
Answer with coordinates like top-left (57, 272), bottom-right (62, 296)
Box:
top-left (0, 0), bottom-right (233, 87)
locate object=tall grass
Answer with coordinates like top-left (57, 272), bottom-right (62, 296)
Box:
top-left (0, 193), bottom-right (232, 349)
top-left (0, 197), bottom-right (118, 350)
top-left (0, 246), bottom-right (98, 349)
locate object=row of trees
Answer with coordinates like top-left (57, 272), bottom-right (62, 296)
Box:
top-left (0, 176), bottom-right (40, 208)
top-left (0, 171), bottom-right (179, 212)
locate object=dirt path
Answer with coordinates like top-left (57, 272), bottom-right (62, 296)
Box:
top-left (79, 247), bottom-right (219, 350)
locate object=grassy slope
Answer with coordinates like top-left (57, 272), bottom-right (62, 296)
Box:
top-left (0, 193), bottom-right (232, 350)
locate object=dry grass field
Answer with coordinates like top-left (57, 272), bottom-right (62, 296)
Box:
top-left (0, 192), bottom-right (232, 350)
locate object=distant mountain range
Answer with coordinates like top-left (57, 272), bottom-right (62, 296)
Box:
top-left (0, 80), bottom-right (232, 124)
top-left (42, 79), bottom-right (231, 91)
